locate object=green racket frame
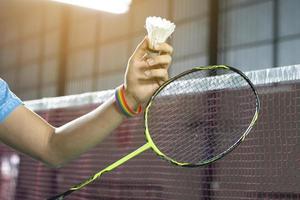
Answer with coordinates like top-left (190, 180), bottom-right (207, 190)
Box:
top-left (48, 65), bottom-right (260, 200)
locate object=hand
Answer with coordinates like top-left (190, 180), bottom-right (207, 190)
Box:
top-left (124, 36), bottom-right (173, 108)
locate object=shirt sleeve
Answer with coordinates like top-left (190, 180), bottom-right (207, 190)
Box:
top-left (0, 78), bottom-right (23, 123)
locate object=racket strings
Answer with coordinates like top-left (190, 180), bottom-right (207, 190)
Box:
top-left (151, 81), bottom-right (222, 161)
top-left (147, 69), bottom-right (257, 165)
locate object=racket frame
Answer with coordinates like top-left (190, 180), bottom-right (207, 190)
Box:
top-left (144, 65), bottom-right (260, 167)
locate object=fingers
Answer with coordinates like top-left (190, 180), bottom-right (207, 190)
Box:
top-left (150, 42), bottom-right (173, 55)
top-left (133, 36), bottom-right (173, 59)
top-left (142, 54), bottom-right (171, 85)
top-left (131, 36), bottom-right (173, 86)
top-left (144, 68), bottom-right (169, 82)
top-left (145, 54), bottom-right (172, 67)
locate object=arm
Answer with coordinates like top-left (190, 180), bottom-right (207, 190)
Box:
top-left (0, 37), bottom-right (173, 168)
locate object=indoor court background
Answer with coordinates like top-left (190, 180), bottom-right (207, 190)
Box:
top-left (0, 0), bottom-right (299, 199)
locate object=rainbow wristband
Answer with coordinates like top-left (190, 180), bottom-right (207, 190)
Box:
top-left (115, 85), bottom-right (142, 117)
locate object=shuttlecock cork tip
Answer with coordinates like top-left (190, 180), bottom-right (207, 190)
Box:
top-left (145, 16), bottom-right (176, 48)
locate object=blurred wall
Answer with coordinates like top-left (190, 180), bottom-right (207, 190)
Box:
top-left (0, 0), bottom-right (300, 100)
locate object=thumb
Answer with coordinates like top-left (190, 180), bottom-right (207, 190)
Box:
top-left (133, 36), bottom-right (149, 59)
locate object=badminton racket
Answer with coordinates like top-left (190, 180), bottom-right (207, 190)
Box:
top-left (48, 65), bottom-right (260, 200)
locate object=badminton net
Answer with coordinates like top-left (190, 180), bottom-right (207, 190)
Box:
top-left (0, 65), bottom-right (299, 200)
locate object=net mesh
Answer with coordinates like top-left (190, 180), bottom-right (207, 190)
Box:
top-left (0, 65), bottom-right (299, 200)
top-left (147, 68), bottom-right (257, 165)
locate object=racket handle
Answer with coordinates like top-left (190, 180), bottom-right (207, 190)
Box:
top-left (47, 143), bottom-right (151, 199)
top-left (47, 189), bottom-right (74, 200)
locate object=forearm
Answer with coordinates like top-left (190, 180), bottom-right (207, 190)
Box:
top-left (0, 93), bottom-right (136, 168)
top-left (48, 96), bottom-right (126, 167)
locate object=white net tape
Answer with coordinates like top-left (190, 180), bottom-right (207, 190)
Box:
top-left (25, 64), bottom-right (300, 111)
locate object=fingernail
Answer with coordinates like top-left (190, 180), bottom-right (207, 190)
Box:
top-left (147, 58), bottom-right (155, 66)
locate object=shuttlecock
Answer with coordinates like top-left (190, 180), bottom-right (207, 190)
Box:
top-left (145, 16), bottom-right (176, 48)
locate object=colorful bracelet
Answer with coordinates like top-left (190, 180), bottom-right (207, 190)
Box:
top-left (115, 85), bottom-right (142, 117)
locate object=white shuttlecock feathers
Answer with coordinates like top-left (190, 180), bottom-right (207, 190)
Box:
top-left (145, 16), bottom-right (176, 48)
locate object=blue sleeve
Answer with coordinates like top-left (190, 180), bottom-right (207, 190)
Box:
top-left (0, 78), bottom-right (23, 123)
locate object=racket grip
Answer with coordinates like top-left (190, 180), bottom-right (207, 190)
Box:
top-left (47, 189), bottom-right (74, 200)
top-left (47, 143), bottom-right (151, 200)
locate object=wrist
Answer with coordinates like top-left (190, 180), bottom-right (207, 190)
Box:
top-left (114, 85), bottom-right (142, 117)
top-left (123, 85), bottom-right (139, 110)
